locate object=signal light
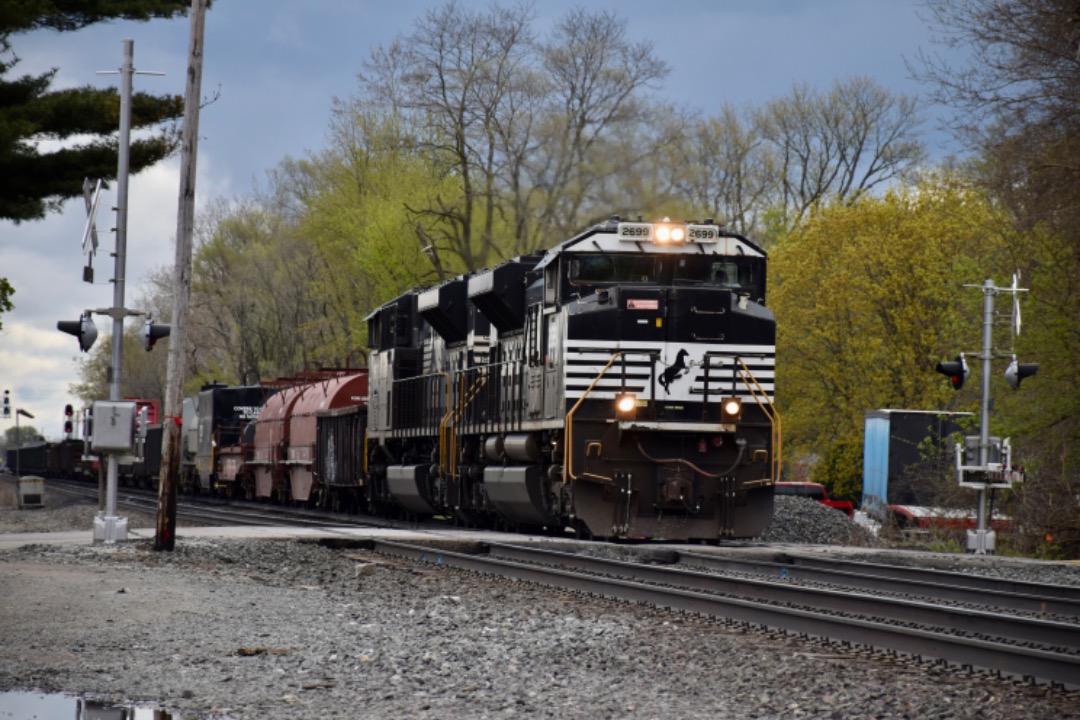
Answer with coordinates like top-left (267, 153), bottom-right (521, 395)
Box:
top-left (140, 317), bottom-right (171, 352)
top-left (720, 397), bottom-right (743, 423)
top-left (1004, 356), bottom-right (1038, 389)
top-left (935, 354), bottom-right (969, 390)
top-left (615, 393), bottom-right (638, 420)
top-left (57, 313), bottom-right (98, 352)
top-left (2, 390), bottom-right (9, 419)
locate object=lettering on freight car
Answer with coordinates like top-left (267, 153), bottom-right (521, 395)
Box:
top-left (234, 406), bottom-right (261, 420)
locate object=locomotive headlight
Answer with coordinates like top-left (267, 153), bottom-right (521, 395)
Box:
top-left (720, 397), bottom-right (742, 423)
top-left (654, 223), bottom-right (686, 244)
top-left (615, 393), bottom-right (638, 420)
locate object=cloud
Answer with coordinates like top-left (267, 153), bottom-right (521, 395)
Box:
top-left (1, 146), bottom-right (228, 440)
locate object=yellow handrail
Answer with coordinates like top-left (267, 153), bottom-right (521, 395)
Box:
top-left (439, 372), bottom-right (487, 479)
top-left (433, 372), bottom-right (452, 475)
top-left (734, 357), bottom-right (782, 482)
top-left (563, 352), bottom-right (629, 484)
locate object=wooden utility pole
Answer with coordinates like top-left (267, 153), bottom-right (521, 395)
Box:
top-left (155, 0), bottom-right (207, 551)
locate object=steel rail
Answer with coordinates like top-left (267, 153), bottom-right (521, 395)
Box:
top-left (369, 539), bottom-right (1080, 688)
top-left (678, 550), bottom-right (1080, 618)
top-left (778, 553), bottom-right (1080, 603)
top-left (115, 494), bottom-right (328, 528)
top-left (484, 543), bottom-right (1080, 651)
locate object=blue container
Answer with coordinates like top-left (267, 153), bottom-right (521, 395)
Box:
top-left (861, 409), bottom-right (973, 519)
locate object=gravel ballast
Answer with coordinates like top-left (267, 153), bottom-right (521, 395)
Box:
top-left (1, 492), bottom-right (1078, 718)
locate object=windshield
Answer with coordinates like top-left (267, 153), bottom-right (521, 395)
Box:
top-left (569, 254), bottom-right (658, 284)
top-left (563, 252), bottom-right (767, 300)
top-left (673, 256), bottom-right (755, 289)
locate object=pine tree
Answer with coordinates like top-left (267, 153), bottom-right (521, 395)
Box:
top-left (0, 0), bottom-right (195, 223)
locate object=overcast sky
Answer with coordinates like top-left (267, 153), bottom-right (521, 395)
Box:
top-left (0, 0), bottom-right (965, 440)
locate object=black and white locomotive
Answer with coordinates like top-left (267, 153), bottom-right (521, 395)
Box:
top-left (365, 216), bottom-right (778, 540)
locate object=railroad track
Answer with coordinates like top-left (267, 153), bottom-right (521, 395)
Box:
top-left (676, 550), bottom-right (1080, 618)
top-left (367, 539), bottom-right (1080, 689)
top-left (41, 479), bottom-right (1080, 687)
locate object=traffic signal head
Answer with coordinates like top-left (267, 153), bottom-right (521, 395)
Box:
top-left (1005, 356), bottom-right (1039, 389)
top-left (140, 317), bottom-right (171, 352)
top-left (935, 354), bottom-right (969, 390)
top-left (2, 390), bottom-right (9, 418)
top-left (58, 314), bottom-right (98, 352)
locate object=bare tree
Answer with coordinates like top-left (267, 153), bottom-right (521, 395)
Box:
top-left (754, 76), bottom-right (925, 224)
top-left (355, 3), bottom-right (668, 268)
top-left (526, 8), bottom-right (669, 246)
top-left (358, 2), bottom-right (535, 271)
top-left (662, 105), bottom-right (772, 236)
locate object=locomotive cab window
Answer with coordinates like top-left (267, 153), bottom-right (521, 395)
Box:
top-left (674, 257), bottom-right (744, 288)
top-left (673, 256), bottom-right (766, 300)
top-left (569, 254), bottom-right (657, 285)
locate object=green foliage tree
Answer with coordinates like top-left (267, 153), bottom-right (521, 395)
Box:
top-left (2, 424), bottom-right (43, 452)
top-left (770, 173), bottom-right (1015, 497)
top-left (187, 198), bottom-right (332, 385)
top-left (297, 106), bottom-right (458, 358)
top-left (69, 328), bottom-right (167, 406)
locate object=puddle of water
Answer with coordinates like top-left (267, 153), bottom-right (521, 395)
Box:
top-left (0, 690), bottom-right (181, 719)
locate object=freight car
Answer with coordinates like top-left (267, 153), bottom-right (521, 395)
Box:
top-left (5, 438), bottom-right (91, 480)
top-left (364, 216), bottom-right (778, 540)
top-left (248, 371), bottom-right (369, 504)
top-left (182, 383), bottom-right (268, 495)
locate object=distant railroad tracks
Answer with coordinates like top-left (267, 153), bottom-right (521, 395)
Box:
top-left (369, 539), bottom-right (1080, 689)
top-left (44, 479), bottom-right (400, 531)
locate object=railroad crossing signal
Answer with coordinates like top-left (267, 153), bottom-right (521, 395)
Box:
top-left (57, 313), bottom-right (99, 352)
top-left (139, 317), bottom-right (171, 352)
top-left (1004, 356), bottom-right (1039, 389)
top-left (935, 354), bottom-right (969, 390)
top-left (944, 276), bottom-right (1040, 555)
